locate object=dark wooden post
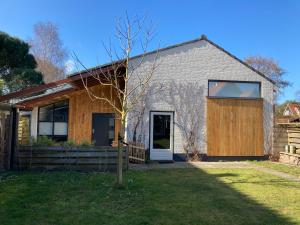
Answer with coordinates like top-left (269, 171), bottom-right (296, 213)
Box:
top-left (5, 109), bottom-right (13, 170)
top-left (10, 107), bottom-right (19, 170)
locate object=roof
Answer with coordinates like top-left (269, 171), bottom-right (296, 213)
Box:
top-left (285, 103), bottom-right (300, 117)
top-left (70, 35), bottom-right (275, 84)
top-left (277, 116), bottom-right (300, 124)
top-left (0, 63), bottom-right (117, 103)
top-left (13, 83), bottom-right (73, 104)
top-left (0, 35), bottom-right (275, 105)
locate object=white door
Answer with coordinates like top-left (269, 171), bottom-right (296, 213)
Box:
top-left (150, 112), bottom-right (173, 160)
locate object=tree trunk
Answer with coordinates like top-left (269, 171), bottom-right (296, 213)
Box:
top-left (117, 113), bottom-right (126, 186)
top-left (117, 136), bottom-right (123, 186)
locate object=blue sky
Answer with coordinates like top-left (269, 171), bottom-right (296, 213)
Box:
top-left (0, 0), bottom-right (299, 103)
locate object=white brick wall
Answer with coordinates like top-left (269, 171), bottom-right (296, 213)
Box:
top-left (126, 39), bottom-right (274, 155)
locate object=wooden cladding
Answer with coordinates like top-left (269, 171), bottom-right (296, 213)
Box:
top-left (207, 98), bottom-right (264, 156)
top-left (68, 85), bottom-right (121, 144)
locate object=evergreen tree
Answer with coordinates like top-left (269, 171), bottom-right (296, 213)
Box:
top-left (0, 31), bottom-right (43, 94)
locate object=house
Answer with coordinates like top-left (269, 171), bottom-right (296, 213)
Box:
top-left (283, 103), bottom-right (300, 117)
top-left (276, 103), bottom-right (300, 124)
top-left (0, 35), bottom-right (275, 161)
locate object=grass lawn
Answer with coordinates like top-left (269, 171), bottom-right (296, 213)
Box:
top-left (250, 160), bottom-right (300, 178)
top-left (1, 168), bottom-right (300, 225)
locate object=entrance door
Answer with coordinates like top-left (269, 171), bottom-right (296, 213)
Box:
top-left (92, 113), bottom-right (115, 146)
top-left (150, 112), bottom-right (173, 160)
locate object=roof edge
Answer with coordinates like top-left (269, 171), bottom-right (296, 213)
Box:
top-left (0, 35), bottom-right (275, 103)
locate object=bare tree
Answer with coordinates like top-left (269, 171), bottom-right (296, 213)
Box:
top-left (245, 56), bottom-right (291, 101)
top-left (29, 21), bottom-right (68, 83)
top-left (74, 13), bottom-right (159, 186)
top-left (128, 82), bottom-right (163, 144)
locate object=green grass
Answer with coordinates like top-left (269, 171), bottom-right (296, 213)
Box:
top-left (250, 160), bottom-right (300, 178)
top-left (0, 168), bottom-right (300, 225)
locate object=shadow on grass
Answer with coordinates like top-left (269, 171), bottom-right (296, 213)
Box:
top-left (0, 167), bottom-right (298, 225)
top-left (128, 167), bottom-right (298, 225)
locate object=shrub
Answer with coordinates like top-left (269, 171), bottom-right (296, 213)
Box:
top-left (79, 140), bottom-right (94, 148)
top-left (61, 139), bottom-right (77, 148)
top-left (188, 148), bottom-right (202, 161)
top-left (32, 136), bottom-right (55, 147)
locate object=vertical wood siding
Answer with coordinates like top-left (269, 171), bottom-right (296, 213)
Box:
top-left (68, 85), bottom-right (121, 144)
top-left (207, 98), bottom-right (264, 156)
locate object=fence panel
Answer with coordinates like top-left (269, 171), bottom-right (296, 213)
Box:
top-left (273, 125), bottom-right (288, 154)
top-left (274, 123), bottom-right (300, 154)
top-left (287, 125), bottom-right (300, 153)
top-left (17, 146), bottom-right (128, 171)
top-left (128, 142), bottom-right (145, 163)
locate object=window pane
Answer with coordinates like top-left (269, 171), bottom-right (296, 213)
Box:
top-left (208, 81), bottom-right (260, 98)
top-left (39, 122), bottom-right (53, 135)
top-left (153, 115), bottom-right (170, 149)
top-left (54, 101), bottom-right (68, 122)
top-left (109, 118), bottom-right (114, 127)
top-left (108, 130), bottom-right (114, 139)
top-left (39, 105), bottom-right (53, 121)
top-left (54, 122), bottom-right (68, 135)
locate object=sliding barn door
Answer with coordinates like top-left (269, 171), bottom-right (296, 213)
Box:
top-left (207, 98), bottom-right (264, 156)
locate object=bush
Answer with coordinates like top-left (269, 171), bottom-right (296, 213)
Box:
top-left (61, 139), bottom-right (77, 148)
top-left (28, 137), bottom-right (95, 149)
top-left (79, 140), bottom-right (94, 148)
top-left (188, 148), bottom-right (202, 161)
top-left (32, 136), bottom-right (55, 147)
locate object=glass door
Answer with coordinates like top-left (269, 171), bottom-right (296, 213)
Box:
top-left (150, 112), bottom-right (173, 160)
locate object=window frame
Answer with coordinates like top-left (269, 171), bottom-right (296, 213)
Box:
top-left (37, 100), bottom-right (69, 141)
top-left (207, 79), bottom-right (262, 99)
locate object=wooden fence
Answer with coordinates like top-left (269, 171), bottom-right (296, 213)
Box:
top-left (287, 125), bottom-right (300, 153)
top-left (274, 123), bottom-right (300, 154)
top-left (127, 142), bottom-right (146, 163)
top-left (17, 146), bottom-right (128, 171)
top-left (273, 125), bottom-right (288, 154)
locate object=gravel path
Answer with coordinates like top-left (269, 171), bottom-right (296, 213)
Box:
top-left (251, 165), bottom-right (300, 183)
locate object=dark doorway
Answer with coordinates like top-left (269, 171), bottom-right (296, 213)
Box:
top-left (92, 113), bottom-right (115, 146)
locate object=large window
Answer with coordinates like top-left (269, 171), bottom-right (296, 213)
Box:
top-left (38, 100), bottom-right (68, 141)
top-left (208, 80), bottom-right (261, 98)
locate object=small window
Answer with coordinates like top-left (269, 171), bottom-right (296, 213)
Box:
top-left (208, 80), bottom-right (261, 98)
top-left (38, 100), bottom-right (69, 141)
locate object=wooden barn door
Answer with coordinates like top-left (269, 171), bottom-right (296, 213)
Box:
top-left (207, 98), bottom-right (264, 156)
